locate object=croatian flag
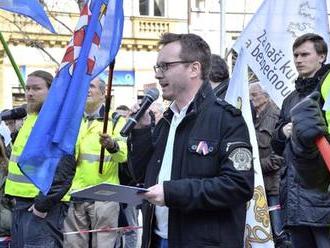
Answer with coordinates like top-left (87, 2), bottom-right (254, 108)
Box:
top-left (18, 0), bottom-right (124, 194)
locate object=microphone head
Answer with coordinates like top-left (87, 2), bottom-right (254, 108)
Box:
top-left (1, 107), bottom-right (27, 121)
top-left (12, 108), bottom-right (27, 119)
top-left (145, 88), bottom-right (159, 102)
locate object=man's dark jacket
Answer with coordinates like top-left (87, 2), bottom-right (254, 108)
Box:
top-left (34, 154), bottom-right (76, 212)
top-left (128, 82), bottom-right (254, 248)
top-left (213, 78), bottom-right (229, 99)
top-left (272, 65), bottom-right (330, 227)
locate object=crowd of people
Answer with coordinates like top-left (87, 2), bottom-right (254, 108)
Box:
top-left (0, 31), bottom-right (328, 248)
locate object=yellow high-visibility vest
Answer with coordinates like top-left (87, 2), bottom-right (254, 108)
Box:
top-left (69, 113), bottom-right (127, 193)
top-left (5, 114), bottom-right (39, 197)
top-left (321, 73), bottom-right (330, 133)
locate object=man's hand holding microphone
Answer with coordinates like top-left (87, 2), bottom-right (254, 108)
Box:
top-left (120, 88), bottom-right (165, 206)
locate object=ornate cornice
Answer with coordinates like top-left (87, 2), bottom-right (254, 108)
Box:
top-left (2, 31), bottom-right (69, 48)
top-left (1, 32), bottom-right (160, 51)
top-left (0, 12), bottom-right (186, 52)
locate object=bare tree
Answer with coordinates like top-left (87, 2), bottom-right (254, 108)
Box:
top-left (0, 0), bottom-right (82, 66)
top-left (40, 0), bottom-right (74, 33)
top-left (0, 14), bottom-right (60, 66)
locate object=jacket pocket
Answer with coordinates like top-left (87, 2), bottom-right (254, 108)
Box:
top-left (186, 138), bottom-right (219, 177)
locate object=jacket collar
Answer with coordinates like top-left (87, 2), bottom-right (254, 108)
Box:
top-left (84, 104), bottom-right (105, 121)
top-left (295, 64), bottom-right (330, 94)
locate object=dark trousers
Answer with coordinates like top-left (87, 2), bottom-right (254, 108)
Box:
top-left (10, 198), bottom-right (68, 248)
top-left (151, 233), bottom-right (168, 248)
top-left (267, 195), bottom-right (283, 237)
top-left (289, 226), bottom-right (330, 248)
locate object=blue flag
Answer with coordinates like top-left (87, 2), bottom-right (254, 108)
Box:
top-left (0, 0), bottom-right (55, 33)
top-left (18, 0), bottom-right (124, 194)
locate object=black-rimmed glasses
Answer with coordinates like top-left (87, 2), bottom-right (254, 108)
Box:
top-left (153, 61), bottom-right (193, 73)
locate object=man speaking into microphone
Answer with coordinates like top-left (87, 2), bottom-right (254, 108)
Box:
top-left (127, 33), bottom-right (254, 248)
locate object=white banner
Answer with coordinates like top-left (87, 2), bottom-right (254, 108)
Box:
top-left (233, 0), bottom-right (330, 107)
top-left (0, 121), bottom-right (11, 146)
top-left (226, 49), bottom-right (274, 248)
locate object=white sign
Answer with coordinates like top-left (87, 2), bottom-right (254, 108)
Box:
top-left (233, 0), bottom-right (330, 107)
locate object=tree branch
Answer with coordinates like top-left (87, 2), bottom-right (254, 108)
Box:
top-left (40, 0), bottom-right (73, 34)
top-left (0, 14), bottom-right (60, 66)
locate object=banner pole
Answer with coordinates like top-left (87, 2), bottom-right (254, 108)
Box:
top-left (0, 31), bottom-right (25, 91)
top-left (99, 60), bottom-right (115, 174)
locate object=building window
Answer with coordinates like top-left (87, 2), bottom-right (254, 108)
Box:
top-left (139, 0), bottom-right (149, 15)
top-left (209, 0), bottom-right (220, 12)
top-left (192, 0), bottom-right (206, 10)
top-left (139, 0), bottom-right (165, 16)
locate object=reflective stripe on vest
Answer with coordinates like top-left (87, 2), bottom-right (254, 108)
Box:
top-left (79, 153), bottom-right (112, 163)
top-left (10, 154), bottom-right (19, 163)
top-left (114, 136), bottom-right (127, 143)
top-left (7, 173), bottom-right (31, 184)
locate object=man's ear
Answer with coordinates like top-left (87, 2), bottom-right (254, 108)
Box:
top-left (190, 61), bottom-right (201, 78)
top-left (320, 54), bottom-right (326, 64)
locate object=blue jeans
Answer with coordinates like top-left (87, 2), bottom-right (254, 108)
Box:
top-left (122, 205), bottom-right (138, 248)
top-left (152, 234), bottom-right (168, 248)
top-left (267, 195), bottom-right (283, 236)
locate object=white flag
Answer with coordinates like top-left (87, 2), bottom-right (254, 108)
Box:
top-left (0, 121), bottom-right (11, 147)
top-left (233, 0), bottom-right (330, 107)
top-left (226, 49), bottom-right (275, 248)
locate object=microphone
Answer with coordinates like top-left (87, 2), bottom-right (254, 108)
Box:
top-left (1, 107), bottom-right (27, 121)
top-left (120, 88), bottom-right (159, 137)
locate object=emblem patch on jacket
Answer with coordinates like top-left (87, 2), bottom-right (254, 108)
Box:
top-left (196, 141), bottom-right (210, 155)
top-left (228, 147), bottom-right (252, 171)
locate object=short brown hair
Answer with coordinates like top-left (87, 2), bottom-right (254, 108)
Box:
top-left (209, 54), bottom-right (229, 83)
top-left (28, 70), bottom-right (53, 88)
top-left (293, 33), bottom-right (328, 62)
top-left (158, 33), bottom-right (211, 80)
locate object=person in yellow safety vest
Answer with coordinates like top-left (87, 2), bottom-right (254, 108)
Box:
top-left (4, 70), bottom-right (76, 248)
top-left (320, 70), bottom-right (330, 133)
top-left (63, 77), bottom-right (128, 248)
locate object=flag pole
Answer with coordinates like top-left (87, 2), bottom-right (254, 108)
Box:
top-left (99, 60), bottom-right (115, 174)
top-left (0, 31), bottom-right (25, 91)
